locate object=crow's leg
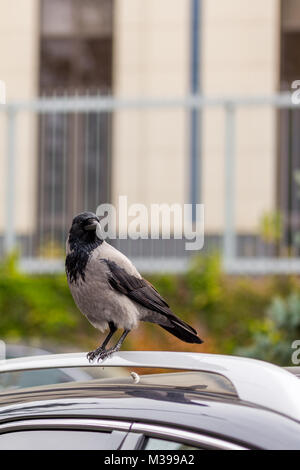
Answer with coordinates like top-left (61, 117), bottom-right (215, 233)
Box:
top-left (87, 322), bottom-right (117, 362)
top-left (97, 329), bottom-right (130, 362)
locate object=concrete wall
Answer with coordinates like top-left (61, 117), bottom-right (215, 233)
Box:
top-left (0, 0), bottom-right (39, 234)
top-left (0, 0), bottom-right (281, 240)
top-left (113, 0), bottom-right (189, 230)
top-left (113, 0), bottom-right (281, 235)
top-left (202, 0), bottom-right (280, 233)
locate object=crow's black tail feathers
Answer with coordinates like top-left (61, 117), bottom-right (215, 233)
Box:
top-left (160, 321), bottom-right (203, 344)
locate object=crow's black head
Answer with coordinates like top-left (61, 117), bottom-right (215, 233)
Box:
top-left (66, 212), bottom-right (103, 283)
top-left (68, 211), bottom-right (101, 244)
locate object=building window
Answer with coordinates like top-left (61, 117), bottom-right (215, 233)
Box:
top-left (279, 0), bottom-right (300, 252)
top-left (37, 0), bottom-right (113, 255)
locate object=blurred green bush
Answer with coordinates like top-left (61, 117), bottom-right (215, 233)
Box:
top-left (0, 252), bottom-right (299, 365)
top-left (0, 253), bottom-right (86, 345)
top-left (236, 293), bottom-right (300, 365)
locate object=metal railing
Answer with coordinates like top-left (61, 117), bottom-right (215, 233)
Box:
top-left (0, 93), bottom-right (299, 274)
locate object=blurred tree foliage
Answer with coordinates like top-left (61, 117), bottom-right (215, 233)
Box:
top-left (236, 293), bottom-right (300, 365)
top-left (0, 253), bottom-right (299, 365)
top-left (259, 211), bottom-right (283, 245)
top-left (0, 253), bottom-right (84, 344)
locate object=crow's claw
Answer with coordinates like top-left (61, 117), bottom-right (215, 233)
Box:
top-left (87, 347), bottom-right (105, 363)
top-left (96, 350), bottom-right (112, 362)
top-left (95, 346), bottom-right (120, 362)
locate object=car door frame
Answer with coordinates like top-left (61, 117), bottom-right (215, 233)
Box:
top-left (119, 422), bottom-right (248, 450)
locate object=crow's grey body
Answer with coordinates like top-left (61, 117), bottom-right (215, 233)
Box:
top-left (66, 212), bottom-right (203, 361)
top-left (67, 240), bottom-right (148, 332)
top-left (67, 241), bottom-right (169, 332)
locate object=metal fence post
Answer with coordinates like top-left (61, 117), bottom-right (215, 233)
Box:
top-left (223, 102), bottom-right (236, 269)
top-left (4, 105), bottom-right (17, 254)
top-left (190, 0), bottom-right (202, 220)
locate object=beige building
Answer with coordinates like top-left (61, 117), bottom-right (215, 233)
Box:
top-left (0, 0), bottom-right (296, 256)
top-left (0, 0), bottom-right (39, 235)
top-left (113, 0), bottom-right (281, 237)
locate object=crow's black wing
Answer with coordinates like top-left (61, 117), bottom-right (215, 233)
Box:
top-left (103, 259), bottom-right (202, 344)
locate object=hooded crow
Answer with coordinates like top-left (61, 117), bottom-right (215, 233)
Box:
top-left (66, 211), bottom-right (203, 362)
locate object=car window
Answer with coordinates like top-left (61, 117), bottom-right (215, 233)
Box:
top-left (0, 429), bottom-right (126, 450)
top-left (143, 437), bottom-right (199, 450)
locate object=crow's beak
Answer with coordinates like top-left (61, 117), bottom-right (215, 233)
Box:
top-left (84, 219), bottom-right (99, 231)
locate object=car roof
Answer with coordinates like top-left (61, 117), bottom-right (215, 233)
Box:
top-left (0, 374), bottom-right (300, 450)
